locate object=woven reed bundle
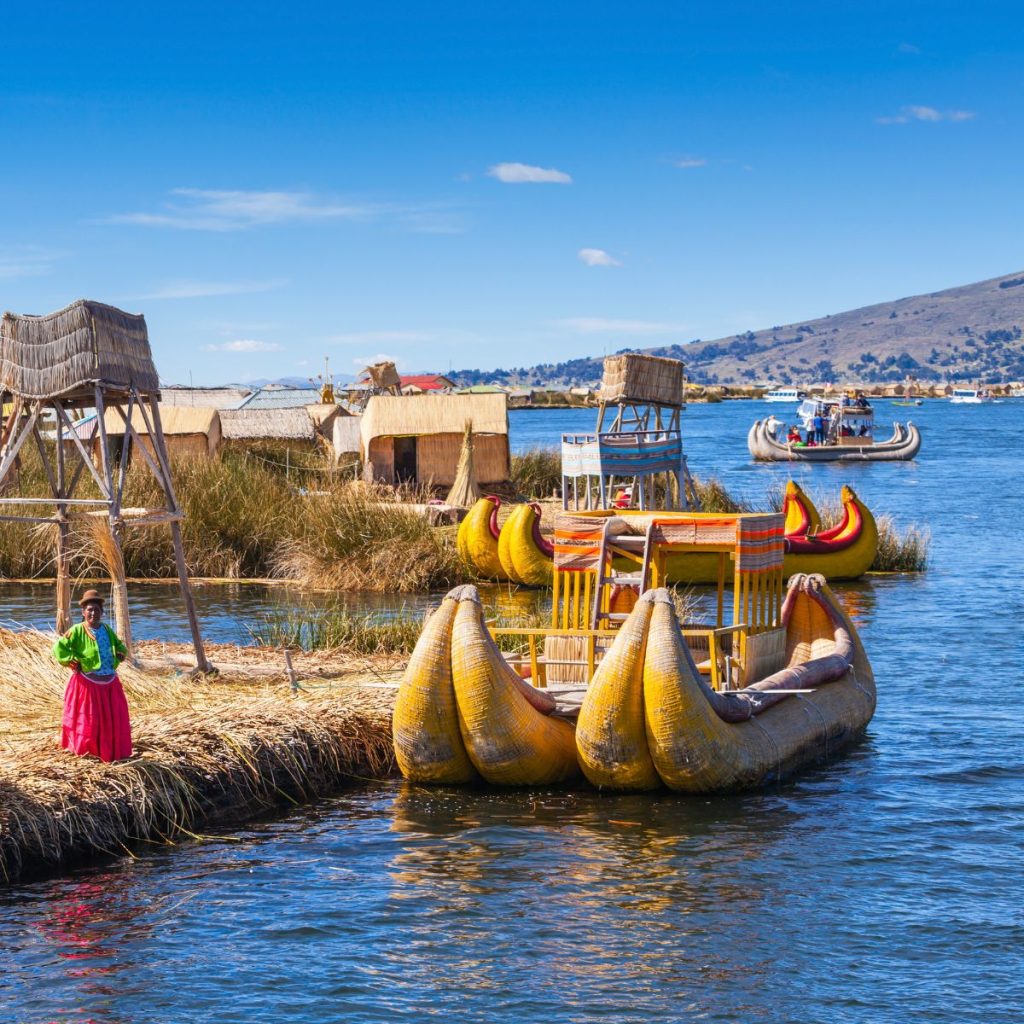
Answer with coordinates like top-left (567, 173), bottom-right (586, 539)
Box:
top-left (598, 353), bottom-right (684, 407)
top-left (575, 593), bottom-right (660, 790)
top-left (363, 360), bottom-right (401, 389)
top-left (449, 586), bottom-right (578, 785)
top-left (445, 422), bottom-right (482, 508)
top-left (0, 300), bottom-right (159, 399)
top-left (392, 593), bottom-right (477, 783)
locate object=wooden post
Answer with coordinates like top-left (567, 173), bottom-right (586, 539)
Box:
top-left (94, 387), bottom-right (133, 654)
top-left (145, 393), bottom-right (210, 672)
top-left (54, 409), bottom-right (71, 634)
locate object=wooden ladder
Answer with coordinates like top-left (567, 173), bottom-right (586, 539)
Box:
top-left (590, 521), bottom-right (657, 628)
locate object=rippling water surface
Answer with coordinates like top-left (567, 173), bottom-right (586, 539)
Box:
top-left (2, 400), bottom-right (1023, 1023)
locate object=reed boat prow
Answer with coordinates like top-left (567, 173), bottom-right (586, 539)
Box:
top-left (450, 586), bottom-right (578, 785)
top-left (456, 495), bottom-right (507, 580)
top-left (643, 574), bottom-right (875, 791)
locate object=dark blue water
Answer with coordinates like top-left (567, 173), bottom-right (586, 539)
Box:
top-left (3, 399), bottom-right (1023, 1022)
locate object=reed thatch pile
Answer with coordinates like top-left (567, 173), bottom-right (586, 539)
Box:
top-left (0, 300), bottom-right (160, 399)
top-left (0, 629), bottom-right (397, 884)
top-left (599, 353), bottom-right (684, 408)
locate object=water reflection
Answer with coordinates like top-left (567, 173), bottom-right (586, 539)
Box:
top-left (384, 783), bottom-right (807, 1007)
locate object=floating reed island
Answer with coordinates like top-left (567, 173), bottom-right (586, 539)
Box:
top-left (0, 629), bottom-right (400, 884)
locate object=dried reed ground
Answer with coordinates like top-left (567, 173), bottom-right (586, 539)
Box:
top-left (0, 630), bottom-right (401, 884)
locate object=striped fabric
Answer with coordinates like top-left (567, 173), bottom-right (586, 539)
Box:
top-left (553, 512), bottom-right (607, 570)
top-left (561, 430), bottom-right (683, 478)
top-left (736, 514), bottom-right (785, 572)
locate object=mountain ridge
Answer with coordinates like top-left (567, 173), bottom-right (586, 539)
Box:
top-left (452, 270), bottom-right (1024, 387)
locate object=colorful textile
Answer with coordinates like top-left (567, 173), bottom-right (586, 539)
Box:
top-left (53, 623), bottom-right (128, 676)
top-left (61, 670), bottom-right (133, 762)
top-left (736, 514), bottom-right (785, 572)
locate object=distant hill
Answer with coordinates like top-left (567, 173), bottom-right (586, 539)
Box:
top-left (452, 270), bottom-right (1024, 387)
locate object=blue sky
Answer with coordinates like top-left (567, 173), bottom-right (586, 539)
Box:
top-left (2, 2), bottom-right (1022, 385)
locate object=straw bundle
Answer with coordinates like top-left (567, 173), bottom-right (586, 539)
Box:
top-left (84, 516), bottom-right (133, 655)
top-left (0, 300), bottom-right (159, 399)
top-left (598, 353), bottom-right (684, 407)
top-left (0, 628), bottom-right (396, 883)
top-left (445, 422), bottom-right (483, 508)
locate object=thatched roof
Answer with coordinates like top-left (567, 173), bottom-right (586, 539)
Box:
top-left (220, 407), bottom-right (316, 440)
top-left (361, 393), bottom-right (508, 444)
top-left (240, 385), bottom-right (322, 410)
top-left (103, 405), bottom-right (219, 437)
top-left (599, 353), bottom-right (684, 407)
top-left (161, 385), bottom-right (252, 409)
top-left (0, 300), bottom-right (160, 400)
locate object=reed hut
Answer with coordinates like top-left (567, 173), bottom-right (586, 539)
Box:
top-left (360, 393), bottom-right (509, 487)
top-left (220, 407), bottom-right (318, 445)
top-left (101, 405), bottom-right (221, 460)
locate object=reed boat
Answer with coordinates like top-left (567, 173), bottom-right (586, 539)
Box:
top-left (395, 510), bottom-right (875, 792)
top-left (457, 483), bottom-right (877, 584)
top-left (748, 417), bottom-right (921, 461)
top-left (497, 502), bottom-right (554, 586)
top-left (457, 497), bottom-right (555, 586)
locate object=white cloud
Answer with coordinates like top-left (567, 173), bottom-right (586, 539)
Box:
top-left (103, 188), bottom-right (381, 231)
top-left (205, 339), bottom-right (282, 353)
top-left (897, 42), bottom-right (921, 55)
top-left (673, 157), bottom-right (707, 169)
top-left (557, 317), bottom-right (686, 335)
top-left (487, 162), bottom-right (572, 184)
top-left (138, 279), bottom-right (285, 299)
top-left (0, 247), bottom-right (62, 278)
top-left (877, 105), bottom-right (976, 125)
top-left (330, 330), bottom-right (438, 345)
top-left (578, 248), bottom-right (621, 268)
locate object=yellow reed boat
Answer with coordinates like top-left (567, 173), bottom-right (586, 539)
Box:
top-left (395, 509), bottom-right (875, 791)
top-left (456, 484), bottom-right (877, 585)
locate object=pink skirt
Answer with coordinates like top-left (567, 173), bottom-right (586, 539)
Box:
top-left (61, 670), bottom-right (133, 763)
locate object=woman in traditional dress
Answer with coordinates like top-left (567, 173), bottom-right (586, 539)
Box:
top-left (53, 589), bottom-right (132, 762)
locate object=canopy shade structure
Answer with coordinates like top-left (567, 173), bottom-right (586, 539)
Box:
top-left (0, 300), bottom-right (208, 670)
top-left (0, 300), bottom-right (159, 402)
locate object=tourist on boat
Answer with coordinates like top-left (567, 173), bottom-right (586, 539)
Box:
top-left (53, 590), bottom-right (132, 763)
top-left (812, 412), bottom-right (825, 444)
top-left (787, 425), bottom-right (802, 444)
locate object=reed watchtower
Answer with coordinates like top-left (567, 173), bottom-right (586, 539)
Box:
top-left (561, 353), bottom-right (698, 511)
top-left (0, 300), bottom-right (208, 670)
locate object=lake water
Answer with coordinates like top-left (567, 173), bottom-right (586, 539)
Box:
top-left (3, 399), bottom-right (1023, 1022)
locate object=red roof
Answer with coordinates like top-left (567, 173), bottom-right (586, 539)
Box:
top-left (399, 374), bottom-right (453, 391)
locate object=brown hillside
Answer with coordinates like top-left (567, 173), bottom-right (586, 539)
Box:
top-left (646, 270), bottom-right (1024, 385)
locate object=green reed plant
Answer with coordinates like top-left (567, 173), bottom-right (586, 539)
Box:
top-left (510, 447), bottom-right (562, 499)
top-left (871, 515), bottom-right (930, 572)
top-left (246, 607), bottom-right (426, 653)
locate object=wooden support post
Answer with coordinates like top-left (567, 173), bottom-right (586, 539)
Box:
top-left (54, 412), bottom-right (71, 634)
top-left (146, 393), bottom-right (210, 672)
top-left (94, 387), bottom-right (133, 654)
